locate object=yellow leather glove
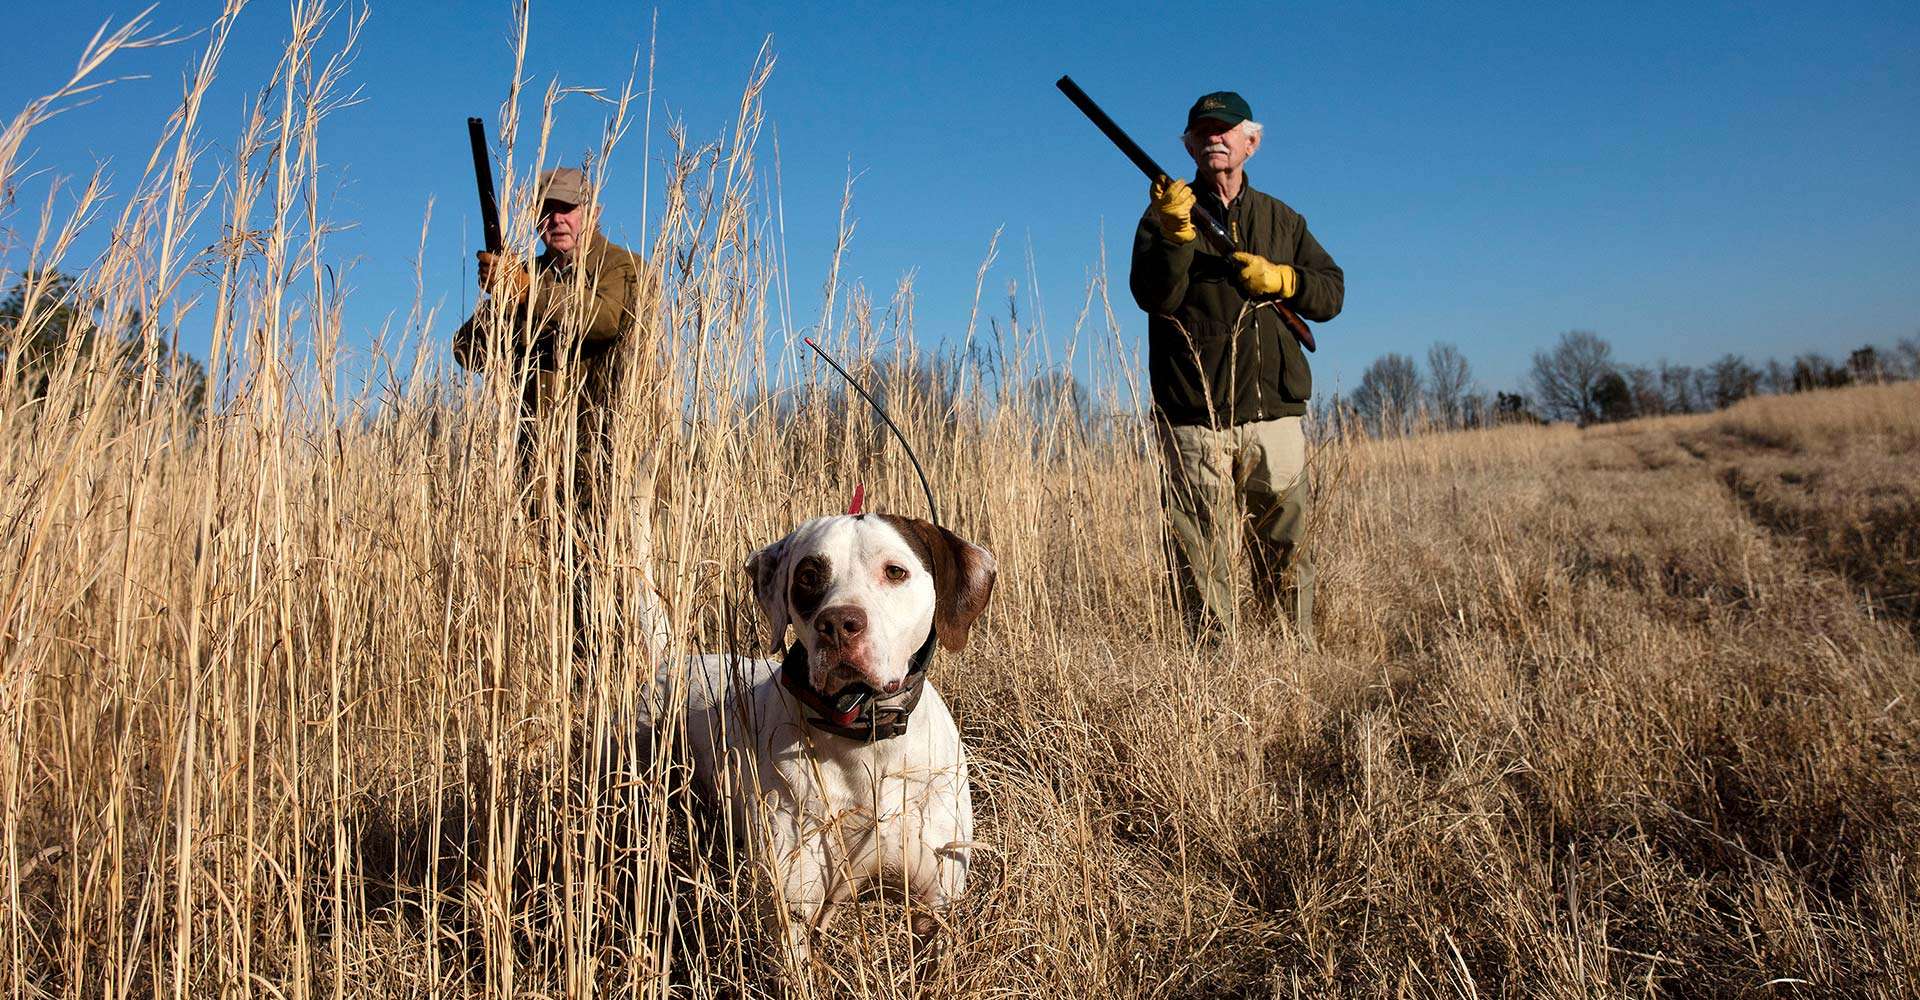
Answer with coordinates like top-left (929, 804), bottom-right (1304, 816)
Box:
top-left (1149, 176), bottom-right (1196, 244)
top-left (1232, 252), bottom-right (1297, 298)
top-left (477, 251), bottom-right (532, 302)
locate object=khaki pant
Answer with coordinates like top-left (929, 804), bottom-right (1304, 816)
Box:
top-left (1159, 415), bottom-right (1314, 643)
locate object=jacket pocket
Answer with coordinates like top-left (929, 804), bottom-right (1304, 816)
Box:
top-left (1154, 312), bottom-right (1240, 423)
top-left (1268, 307), bottom-right (1312, 402)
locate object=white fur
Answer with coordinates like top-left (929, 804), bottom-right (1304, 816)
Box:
top-left (749, 516), bottom-right (937, 696)
top-left (672, 515), bottom-right (982, 964)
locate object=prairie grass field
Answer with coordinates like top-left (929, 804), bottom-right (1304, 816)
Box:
top-left (3, 7), bottom-right (1917, 998)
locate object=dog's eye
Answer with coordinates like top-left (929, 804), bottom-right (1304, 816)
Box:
top-left (884, 564), bottom-right (909, 583)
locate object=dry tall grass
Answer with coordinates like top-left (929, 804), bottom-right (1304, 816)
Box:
top-left (4, 7), bottom-right (1916, 998)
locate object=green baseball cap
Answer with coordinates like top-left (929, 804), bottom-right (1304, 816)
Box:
top-left (1186, 91), bottom-right (1253, 131)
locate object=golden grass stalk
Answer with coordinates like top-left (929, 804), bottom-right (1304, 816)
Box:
top-left (2, 5), bottom-right (1916, 998)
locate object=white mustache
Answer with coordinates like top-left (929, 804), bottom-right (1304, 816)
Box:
top-left (1203, 143), bottom-right (1229, 155)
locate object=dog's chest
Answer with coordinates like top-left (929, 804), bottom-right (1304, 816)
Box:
top-left (683, 655), bottom-right (966, 841)
top-left (763, 702), bottom-right (929, 814)
top-left (751, 686), bottom-right (968, 838)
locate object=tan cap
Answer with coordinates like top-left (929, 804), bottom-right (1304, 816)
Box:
top-left (536, 167), bottom-right (590, 207)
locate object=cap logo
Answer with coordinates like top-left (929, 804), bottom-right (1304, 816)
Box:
top-left (1203, 98), bottom-right (1224, 109)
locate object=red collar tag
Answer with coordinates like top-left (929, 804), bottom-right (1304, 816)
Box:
top-left (848, 483), bottom-right (865, 516)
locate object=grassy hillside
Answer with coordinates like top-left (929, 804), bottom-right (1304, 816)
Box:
top-left (3, 8), bottom-right (1915, 998)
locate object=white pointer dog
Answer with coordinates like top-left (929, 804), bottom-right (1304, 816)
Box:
top-left (679, 512), bottom-right (995, 958)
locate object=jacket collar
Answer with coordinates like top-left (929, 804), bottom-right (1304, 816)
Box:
top-left (1193, 172), bottom-right (1258, 213)
top-left (536, 227), bottom-right (604, 272)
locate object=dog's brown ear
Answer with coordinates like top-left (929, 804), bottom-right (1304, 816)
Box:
top-left (881, 516), bottom-right (997, 652)
top-left (744, 537), bottom-right (792, 652)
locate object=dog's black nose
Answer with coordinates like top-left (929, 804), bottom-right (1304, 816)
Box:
top-left (814, 605), bottom-right (867, 644)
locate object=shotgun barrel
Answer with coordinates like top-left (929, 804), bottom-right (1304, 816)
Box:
top-left (466, 117), bottom-right (504, 256)
top-left (1055, 76), bottom-right (1317, 352)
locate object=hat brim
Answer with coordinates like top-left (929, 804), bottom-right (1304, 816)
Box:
top-left (1188, 111), bottom-right (1249, 131)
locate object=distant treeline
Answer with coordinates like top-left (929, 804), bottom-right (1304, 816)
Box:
top-left (1, 269), bottom-right (208, 417)
top-left (1317, 330), bottom-right (1920, 438)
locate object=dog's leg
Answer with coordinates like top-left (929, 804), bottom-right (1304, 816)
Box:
top-left (775, 910), bottom-right (814, 980)
top-left (764, 840), bottom-right (832, 981)
top-left (758, 864), bottom-right (819, 982)
top-left (897, 837), bottom-right (952, 937)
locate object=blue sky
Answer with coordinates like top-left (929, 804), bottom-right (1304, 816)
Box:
top-left (6, 0), bottom-right (1918, 398)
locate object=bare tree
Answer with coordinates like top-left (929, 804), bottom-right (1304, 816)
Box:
top-left (1847, 345), bottom-right (1886, 384)
top-left (1707, 354), bottom-right (1760, 409)
top-left (1658, 361), bottom-right (1701, 413)
top-left (1495, 391), bottom-right (1541, 424)
top-left (1424, 342), bottom-right (1473, 428)
top-left (1762, 358), bottom-right (1791, 395)
top-left (1528, 330), bottom-right (1616, 424)
top-left (1622, 365), bottom-right (1666, 416)
top-left (1351, 353), bottom-right (1422, 436)
top-left (1, 269), bottom-right (208, 416)
top-left (1792, 353), bottom-right (1849, 392)
top-left (1460, 391), bottom-right (1491, 428)
top-left (1893, 335), bottom-right (1920, 380)
top-left (1026, 367), bottom-right (1092, 450)
top-left (1308, 391), bottom-right (1352, 442)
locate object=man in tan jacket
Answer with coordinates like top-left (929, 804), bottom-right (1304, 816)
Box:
top-left (456, 166), bottom-right (644, 518)
top-left (455, 166), bottom-right (665, 667)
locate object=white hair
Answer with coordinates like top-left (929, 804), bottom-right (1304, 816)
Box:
top-left (1182, 119), bottom-right (1263, 141)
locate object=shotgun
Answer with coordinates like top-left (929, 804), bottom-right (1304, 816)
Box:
top-left (1055, 76), bottom-right (1317, 353)
top-left (466, 117), bottom-right (504, 256)
top-left (455, 117), bottom-right (507, 369)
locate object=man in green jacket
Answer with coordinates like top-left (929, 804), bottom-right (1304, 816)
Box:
top-left (1129, 91), bottom-right (1344, 644)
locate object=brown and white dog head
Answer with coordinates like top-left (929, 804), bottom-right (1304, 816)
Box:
top-left (745, 514), bottom-right (996, 697)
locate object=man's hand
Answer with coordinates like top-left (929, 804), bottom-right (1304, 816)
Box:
top-left (1149, 176), bottom-right (1196, 244)
top-left (1231, 252), bottom-right (1297, 298)
top-left (452, 322), bottom-right (482, 370)
top-left (477, 251), bottom-right (531, 302)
